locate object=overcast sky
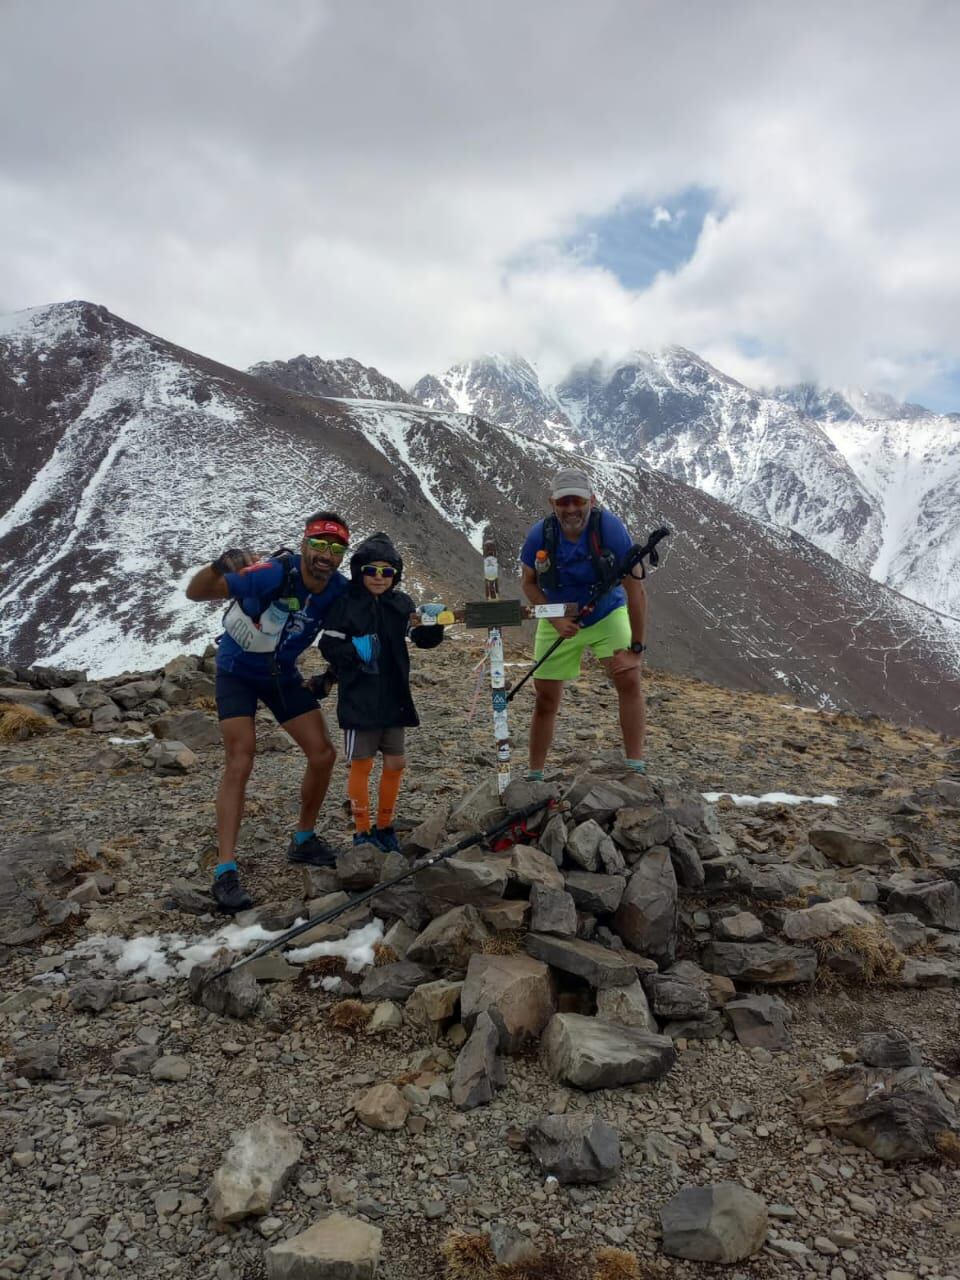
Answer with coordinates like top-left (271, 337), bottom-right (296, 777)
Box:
top-left (2, 0), bottom-right (959, 408)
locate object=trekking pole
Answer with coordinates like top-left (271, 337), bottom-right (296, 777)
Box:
top-left (505, 526), bottom-right (671, 704)
top-left (204, 797), bottom-right (554, 983)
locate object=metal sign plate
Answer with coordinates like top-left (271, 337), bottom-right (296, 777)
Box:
top-left (464, 599), bottom-right (524, 628)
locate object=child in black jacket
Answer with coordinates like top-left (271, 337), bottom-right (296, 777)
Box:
top-left (319, 532), bottom-right (443, 852)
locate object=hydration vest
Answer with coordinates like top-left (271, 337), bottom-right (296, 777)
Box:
top-left (536, 509), bottom-right (620, 596)
top-left (220, 550), bottom-right (301, 654)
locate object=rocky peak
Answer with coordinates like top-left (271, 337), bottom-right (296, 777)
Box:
top-left (249, 352), bottom-right (416, 404)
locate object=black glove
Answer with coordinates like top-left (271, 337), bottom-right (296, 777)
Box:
top-left (410, 624), bottom-right (444, 650)
top-left (212, 548), bottom-right (256, 575)
top-left (308, 669), bottom-right (337, 700)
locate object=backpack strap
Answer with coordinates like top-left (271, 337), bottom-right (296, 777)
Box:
top-left (587, 510), bottom-right (620, 593)
top-left (539, 516), bottom-right (561, 591)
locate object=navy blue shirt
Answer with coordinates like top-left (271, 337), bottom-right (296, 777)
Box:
top-left (521, 509), bottom-right (633, 626)
top-left (217, 555), bottom-right (349, 678)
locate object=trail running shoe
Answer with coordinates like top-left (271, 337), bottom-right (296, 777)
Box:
top-left (353, 831), bottom-right (378, 847)
top-left (286, 833), bottom-right (340, 867)
top-left (211, 869), bottom-right (253, 914)
top-left (371, 826), bottom-right (401, 853)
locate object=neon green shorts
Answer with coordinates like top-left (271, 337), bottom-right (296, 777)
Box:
top-left (532, 605), bottom-right (632, 681)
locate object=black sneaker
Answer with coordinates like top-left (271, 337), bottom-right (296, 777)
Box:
top-left (353, 831), bottom-right (378, 847)
top-left (211, 869), bottom-right (253, 914)
top-left (286, 833), bottom-right (340, 867)
top-left (371, 826), bottom-right (401, 853)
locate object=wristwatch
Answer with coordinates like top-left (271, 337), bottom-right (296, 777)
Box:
top-left (630, 641), bottom-right (647, 654)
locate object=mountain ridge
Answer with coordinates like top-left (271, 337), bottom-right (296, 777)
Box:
top-left (2, 300), bottom-right (960, 733)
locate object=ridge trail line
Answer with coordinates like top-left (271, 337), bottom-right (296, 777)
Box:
top-left (203, 797), bottom-right (554, 984)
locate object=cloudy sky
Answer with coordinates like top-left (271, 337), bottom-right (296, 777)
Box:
top-left (3, 0), bottom-right (959, 407)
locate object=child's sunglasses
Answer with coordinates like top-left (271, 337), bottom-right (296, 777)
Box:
top-left (361, 564), bottom-right (397, 579)
top-left (306, 538), bottom-right (348, 555)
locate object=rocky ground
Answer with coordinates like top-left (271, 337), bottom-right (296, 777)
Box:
top-left (2, 631), bottom-right (960, 1280)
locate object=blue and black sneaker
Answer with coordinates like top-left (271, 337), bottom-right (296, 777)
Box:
top-left (371, 826), bottom-right (401, 853)
top-left (211, 868), bottom-right (253, 914)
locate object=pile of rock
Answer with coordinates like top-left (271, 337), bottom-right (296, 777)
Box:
top-left (0, 655), bottom-right (225, 772)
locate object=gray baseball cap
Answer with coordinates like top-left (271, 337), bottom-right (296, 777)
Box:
top-left (550, 468), bottom-right (593, 500)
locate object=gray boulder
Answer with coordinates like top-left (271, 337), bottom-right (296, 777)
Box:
top-left (526, 1113), bottom-right (621, 1184)
top-left (525, 933), bottom-right (638, 988)
top-left (661, 1182), bottom-right (768, 1262)
top-left (450, 1010), bottom-right (507, 1109)
top-left (886, 879), bottom-right (960, 932)
top-left (611, 806), bottom-right (675, 856)
top-left (541, 1013), bottom-right (676, 1090)
top-left (725, 995), bottom-right (793, 1050)
top-left (460, 953), bottom-right (556, 1051)
top-left (857, 1031), bottom-right (923, 1069)
top-left (701, 941), bottom-right (817, 985)
top-left (208, 1115), bottom-right (302, 1222)
top-left (564, 870), bottom-right (626, 914)
top-left (809, 825), bottom-right (894, 868)
top-left (643, 973), bottom-right (709, 1020)
top-left (407, 905), bottom-right (490, 972)
top-left (529, 884), bottom-right (578, 936)
top-left (359, 962), bottom-right (434, 1002)
top-left (612, 848), bottom-right (678, 965)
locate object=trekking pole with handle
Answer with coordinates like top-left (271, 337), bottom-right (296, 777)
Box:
top-left (204, 797), bottom-right (554, 983)
top-left (506, 526), bottom-right (671, 704)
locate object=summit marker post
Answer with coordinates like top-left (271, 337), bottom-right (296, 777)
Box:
top-left (482, 525), bottom-right (511, 798)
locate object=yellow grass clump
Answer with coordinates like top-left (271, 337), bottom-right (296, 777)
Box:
top-left (440, 1231), bottom-right (496, 1280)
top-left (373, 942), bottom-right (399, 966)
top-left (328, 999), bottom-right (372, 1031)
top-left (935, 1131), bottom-right (960, 1165)
top-left (815, 923), bottom-right (904, 984)
top-left (0, 703), bottom-right (54, 742)
top-left (482, 932), bottom-right (524, 956)
top-left (592, 1249), bottom-right (645, 1280)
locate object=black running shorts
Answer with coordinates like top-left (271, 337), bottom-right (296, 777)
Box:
top-left (215, 671), bottom-right (320, 724)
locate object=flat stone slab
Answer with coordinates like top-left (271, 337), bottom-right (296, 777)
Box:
top-left (265, 1212), bottom-right (382, 1279)
top-left (541, 1013), bottom-right (676, 1090)
top-left (701, 941), bottom-right (817, 985)
top-left (524, 933), bottom-right (638, 989)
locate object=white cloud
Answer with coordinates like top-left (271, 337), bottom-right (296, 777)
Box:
top-left (1, 0), bottom-right (959, 405)
top-left (651, 206), bottom-right (672, 227)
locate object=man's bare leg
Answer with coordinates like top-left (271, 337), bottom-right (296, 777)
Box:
top-left (601, 652), bottom-right (646, 761)
top-left (529, 678), bottom-right (564, 771)
top-left (283, 708), bottom-right (337, 831)
top-left (216, 716), bottom-right (256, 860)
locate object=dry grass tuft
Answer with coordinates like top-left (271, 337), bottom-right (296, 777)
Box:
top-left (815, 923), bottom-right (904, 984)
top-left (935, 1130), bottom-right (960, 1165)
top-left (300, 955), bottom-right (348, 982)
top-left (496, 1253), bottom-right (579, 1280)
top-left (328, 999), bottom-right (372, 1031)
top-left (373, 942), bottom-right (399, 966)
top-left (482, 932), bottom-right (524, 956)
top-left (440, 1231), bottom-right (495, 1280)
top-left (592, 1249), bottom-right (645, 1280)
top-left (0, 704), bottom-right (54, 742)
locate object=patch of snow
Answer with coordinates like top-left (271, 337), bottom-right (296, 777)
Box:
top-left (702, 791), bottom-right (840, 806)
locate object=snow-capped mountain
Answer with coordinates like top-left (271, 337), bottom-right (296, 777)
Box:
top-left (249, 353), bottom-right (416, 404)
top-left (418, 350), bottom-right (960, 618)
top-left (2, 301), bottom-right (960, 733)
top-left (411, 355), bottom-right (582, 449)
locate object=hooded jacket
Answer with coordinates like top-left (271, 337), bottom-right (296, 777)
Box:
top-left (318, 532), bottom-right (442, 730)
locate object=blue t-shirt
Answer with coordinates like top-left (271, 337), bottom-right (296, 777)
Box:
top-left (520, 509), bottom-right (633, 627)
top-left (217, 555), bottom-right (349, 678)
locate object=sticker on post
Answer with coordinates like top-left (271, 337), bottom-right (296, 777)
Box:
top-left (483, 556), bottom-right (499, 581)
top-left (531, 603), bottom-right (571, 618)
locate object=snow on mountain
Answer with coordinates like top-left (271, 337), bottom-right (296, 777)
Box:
top-left (3, 301), bottom-right (960, 732)
top-left (412, 355), bottom-right (582, 449)
top-left (249, 353), bottom-right (416, 404)
top-left (417, 350), bottom-right (960, 619)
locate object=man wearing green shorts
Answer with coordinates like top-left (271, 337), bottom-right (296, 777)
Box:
top-left (520, 468), bottom-right (647, 778)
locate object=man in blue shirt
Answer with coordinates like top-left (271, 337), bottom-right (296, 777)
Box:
top-left (520, 469), bottom-right (647, 779)
top-left (185, 512), bottom-right (351, 912)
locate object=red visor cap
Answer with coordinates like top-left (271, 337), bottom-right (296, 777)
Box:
top-left (305, 519), bottom-right (350, 544)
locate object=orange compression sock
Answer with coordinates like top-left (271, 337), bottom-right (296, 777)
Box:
top-left (347, 757), bottom-right (374, 832)
top-left (377, 766), bottom-right (404, 829)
